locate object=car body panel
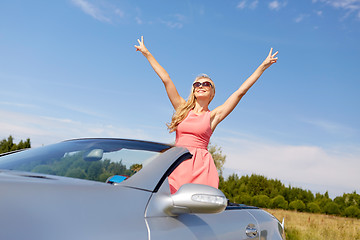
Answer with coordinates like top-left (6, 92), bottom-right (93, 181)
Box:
top-left (0, 172), bottom-right (150, 240)
top-left (146, 209), bottom-right (260, 240)
top-left (0, 138), bottom-right (284, 240)
top-left (247, 208), bottom-right (285, 239)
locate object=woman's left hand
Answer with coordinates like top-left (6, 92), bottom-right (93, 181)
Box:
top-left (262, 48), bottom-right (278, 69)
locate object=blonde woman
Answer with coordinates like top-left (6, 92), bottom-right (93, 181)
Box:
top-left (135, 36), bottom-right (278, 194)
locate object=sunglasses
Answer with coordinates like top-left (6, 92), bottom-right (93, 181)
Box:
top-left (193, 81), bottom-right (213, 88)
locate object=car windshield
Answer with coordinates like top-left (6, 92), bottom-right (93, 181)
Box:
top-left (0, 138), bottom-right (172, 183)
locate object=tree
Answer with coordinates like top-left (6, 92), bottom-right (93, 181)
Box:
top-left (324, 202), bottom-right (340, 215)
top-left (234, 193), bottom-right (252, 205)
top-left (344, 206), bottom-right (360, 218)
top-left (251, 195), bottom-right (270, 208)
top-left (270, 195), bottom-right (288, 209)
top-left (0, 135), bottom-right (31, 153)
top-left (130, 164), bottom-right (143, 173)
top-left (289, 200), bottom-right (306, 212)
top-left (307, 202), bottom-right (321, 213)
top-left (208, 143), bottom-right (226, 176)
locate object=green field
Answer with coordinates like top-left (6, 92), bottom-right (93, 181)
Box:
top-left (266, 209), bottom-right (360, 240)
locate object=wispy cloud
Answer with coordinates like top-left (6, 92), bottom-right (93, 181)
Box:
top-left (114, 8), bottom-right (124, 18)
top-left (315, 10), bottom-right (323, 16)
top-left (313, 0), bottom-right (360, 19)
top-left (70, 1), bottom-right (187, 28)
top-left (159, 14), bottom-right (187, 29)
top-left (301, 118), bottom-right (356, 136)
top-left (237, 0), bottom-right (259, 10)
top-left (294, 14), bottom-right (309, 23)
top-left (71, 0), bottom-right (111, 23)
top-left (268, 0), bottom-right (287, 11)
top-left (135, 16), bottom-right (143, 25)
top-left (0, 101), bottom-right (38, 109)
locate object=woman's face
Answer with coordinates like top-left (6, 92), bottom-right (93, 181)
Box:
top-left (193, 78), bottom-right (215, 102)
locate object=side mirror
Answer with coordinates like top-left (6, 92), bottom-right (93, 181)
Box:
top-left (169, 184), bottom-right (227, 215)
top-left (147, 183), bottom-right (227, 217)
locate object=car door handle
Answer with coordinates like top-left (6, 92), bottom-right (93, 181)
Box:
top-left (246, 224), bottom-right (258, 238)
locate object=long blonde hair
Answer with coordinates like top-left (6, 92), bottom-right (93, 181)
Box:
top-left (167, 74), bottom-right (215, 133)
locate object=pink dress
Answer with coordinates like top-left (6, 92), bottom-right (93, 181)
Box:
top-left (168, 110), bottom-right (219, 194)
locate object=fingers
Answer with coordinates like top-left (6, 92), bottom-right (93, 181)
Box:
top-left (268, 47), bottom-right (273, 57)
top-left (268, 48), bottom-right (279, 58)
top-left (135, 36), bottom-right (144, 52)
top-left (272, 51), bottom-right (279, 58)
top-left (137, 36), bottom-right (144, 45)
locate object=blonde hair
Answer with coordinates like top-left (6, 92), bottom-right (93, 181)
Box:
top-left (167, 74), bottom-right (215, 133)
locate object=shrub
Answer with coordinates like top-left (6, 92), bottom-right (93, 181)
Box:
top-left (251, 195), bottom-right (270, 208)
top-left (234, 193), bottom-right (252, 205)
top-left (270, 195), bottom-right (288, 209)
top-left (289, 200), bottom-right (306, 212)
top-left (344, 205), bottom-right (360, 218)
top-left (307, 202), bottom-right (321, 213)
top-left (324, 202), bottom-right (340, 215)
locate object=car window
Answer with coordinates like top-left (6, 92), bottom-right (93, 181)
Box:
top-left (0, 139), bottom-right (171, 183)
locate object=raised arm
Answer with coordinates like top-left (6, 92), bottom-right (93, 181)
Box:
top-left (135, 36), bottom-right (185, 110)
top-left (210, 48), bottom-right (278, 131)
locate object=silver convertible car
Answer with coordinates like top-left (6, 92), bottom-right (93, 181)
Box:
top-left (0, 138), bottom-right (285, 240)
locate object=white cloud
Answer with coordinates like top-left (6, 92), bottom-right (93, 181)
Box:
top-left (135, 16), bottom-right (143, 25)
top-left (71, 0), bottom-right (111, 23)
top-left (158, 14), bottom-right (187, 29)
top-left (0, 101), bottom-right (38, 109)
top-left (294, 14), bottom-right (309, 23)
top-left (268, 0), bottom-right (287, 10)
top-left (301, 118), bottom-right (356, 137)
top-left (115, 8), bottom-right (124, 18)
top-left (237, 0), bottom-right (247, 9)
top-left (314, 0), bottom-right (360, 19)
top-left (249, 0), bottom-right (259, 9)
top-left (215, 134), bottom-right (360, 198)
top-left (237, 0), bottom-right (258, 10)
top-left (269, 1), bottom-right (280, 10)
top-left (315, 10), bottom-right (323, 16)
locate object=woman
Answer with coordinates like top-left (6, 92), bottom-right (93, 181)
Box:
top-left (135, 36), bottom-right (278, 194)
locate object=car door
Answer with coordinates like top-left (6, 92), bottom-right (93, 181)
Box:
top-left (145, 179), bottom-right (260, 240)
top-left (146, 208), bottom-right (259, 240)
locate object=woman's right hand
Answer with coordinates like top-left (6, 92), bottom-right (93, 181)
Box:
top-left (134, 36), bottom-right (149, 56)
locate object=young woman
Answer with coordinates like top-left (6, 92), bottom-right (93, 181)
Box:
top-left (135, 36), bottom-right (278, 194)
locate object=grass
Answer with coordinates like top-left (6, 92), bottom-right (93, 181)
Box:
top-left (265, 209), bottom-right (360, 240)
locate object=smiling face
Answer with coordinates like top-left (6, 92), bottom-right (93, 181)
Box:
top-left (192, 77), bottom-right (215, 103)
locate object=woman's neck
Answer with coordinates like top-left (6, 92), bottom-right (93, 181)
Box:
top-left (193, 101), bottom-right (209, 114)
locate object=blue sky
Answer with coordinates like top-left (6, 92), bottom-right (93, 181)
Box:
top-left (1, 0), bottom-right (359, 198)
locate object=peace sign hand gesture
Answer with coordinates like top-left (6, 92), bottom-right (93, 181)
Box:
top-left (261, 48), bottom-right (278, 70)
top-left (134, 36), bottom-right (150, 56)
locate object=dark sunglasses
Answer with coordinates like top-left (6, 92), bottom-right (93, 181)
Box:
top-left (193, 81), bottom-right (213, 88)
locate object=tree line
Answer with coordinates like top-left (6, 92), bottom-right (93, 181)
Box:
top-left (1, 135), bottom-right (359, 219)
top-left (218, 173), bottom-right (360, 219)
top-left (0, 135), bottom-right (31, 154)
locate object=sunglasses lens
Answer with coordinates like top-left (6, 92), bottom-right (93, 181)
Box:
top-left (203, 82), bottom-right (211, 87)
top-left (193, 82), bottom-right (201, 88)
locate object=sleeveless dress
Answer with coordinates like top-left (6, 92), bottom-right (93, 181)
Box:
top-left (168, 110), bottom-right (219, 194)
